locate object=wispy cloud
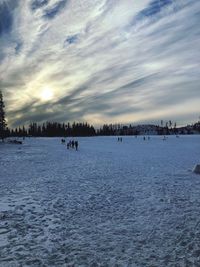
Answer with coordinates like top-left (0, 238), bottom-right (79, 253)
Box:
top-left (0, 0), bottom-right (199, 127)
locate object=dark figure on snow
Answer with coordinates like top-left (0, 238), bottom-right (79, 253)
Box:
top-left (75, 141), bottom-right (78, 151)
top-left (71, 140), bottom-right (75, 148)
top-left (67, 142), bottom-right (70, 149)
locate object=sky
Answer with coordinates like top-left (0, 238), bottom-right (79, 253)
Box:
top-left (0, 0), bottom-right (199, 127)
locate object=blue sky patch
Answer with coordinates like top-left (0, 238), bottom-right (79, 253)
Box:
top-left (0, 1), bottom-right (13, 36)
top-left (135, 0), bottom-right (173, 21)
top-left (43, 0), bottom-right (68, 19)
top-left (64, 34), bottom-right (79, 46)
top-left (31, 0), bottom-right (49, 11)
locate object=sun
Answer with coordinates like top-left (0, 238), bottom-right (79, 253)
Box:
top-left (40, 87), bottom-right (54, 101)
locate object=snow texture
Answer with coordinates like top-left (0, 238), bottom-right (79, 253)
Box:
top-left (0, 135), bottom-right (200, 267)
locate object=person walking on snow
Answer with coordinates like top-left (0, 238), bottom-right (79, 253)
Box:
top-left (75, 141), bottom-right (78, 151)
top-left (71, 140), bottom-right (75, 148)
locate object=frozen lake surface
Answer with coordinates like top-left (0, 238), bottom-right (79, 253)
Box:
top-left (0, 135), bottom-right (200, 266)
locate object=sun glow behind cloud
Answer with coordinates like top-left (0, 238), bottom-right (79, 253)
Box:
top-left (0, 0), bottom-right (200, 127)
top-left (40, 87), bottom-right (54, 101)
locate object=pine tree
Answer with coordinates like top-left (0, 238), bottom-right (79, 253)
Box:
top-left (0, 90), bottom-right (7, 141)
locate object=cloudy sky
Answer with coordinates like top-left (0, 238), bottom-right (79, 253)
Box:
top-left (0, 0), bottom-right (199, 127)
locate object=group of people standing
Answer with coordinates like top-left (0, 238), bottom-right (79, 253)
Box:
top-left (61, 139), bottom-right (79, 150)
top-left (67, 140), bottom-right (79, 150)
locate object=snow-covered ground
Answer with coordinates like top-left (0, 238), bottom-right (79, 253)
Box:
top-left (0, 135), bottom-right (200, 267)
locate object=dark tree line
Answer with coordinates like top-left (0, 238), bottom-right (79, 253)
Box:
top-left (5, 120), bottom-right (200, 138)
top-left (96, 120), bottom-right (200, 136)
top-left (97, 124), bottom-right (140, 136)
top-left (10, 122), bottom-right (96, 137)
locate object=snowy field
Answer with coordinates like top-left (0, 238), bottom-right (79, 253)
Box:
top-left (0, 135), bottom-right (200, 267)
